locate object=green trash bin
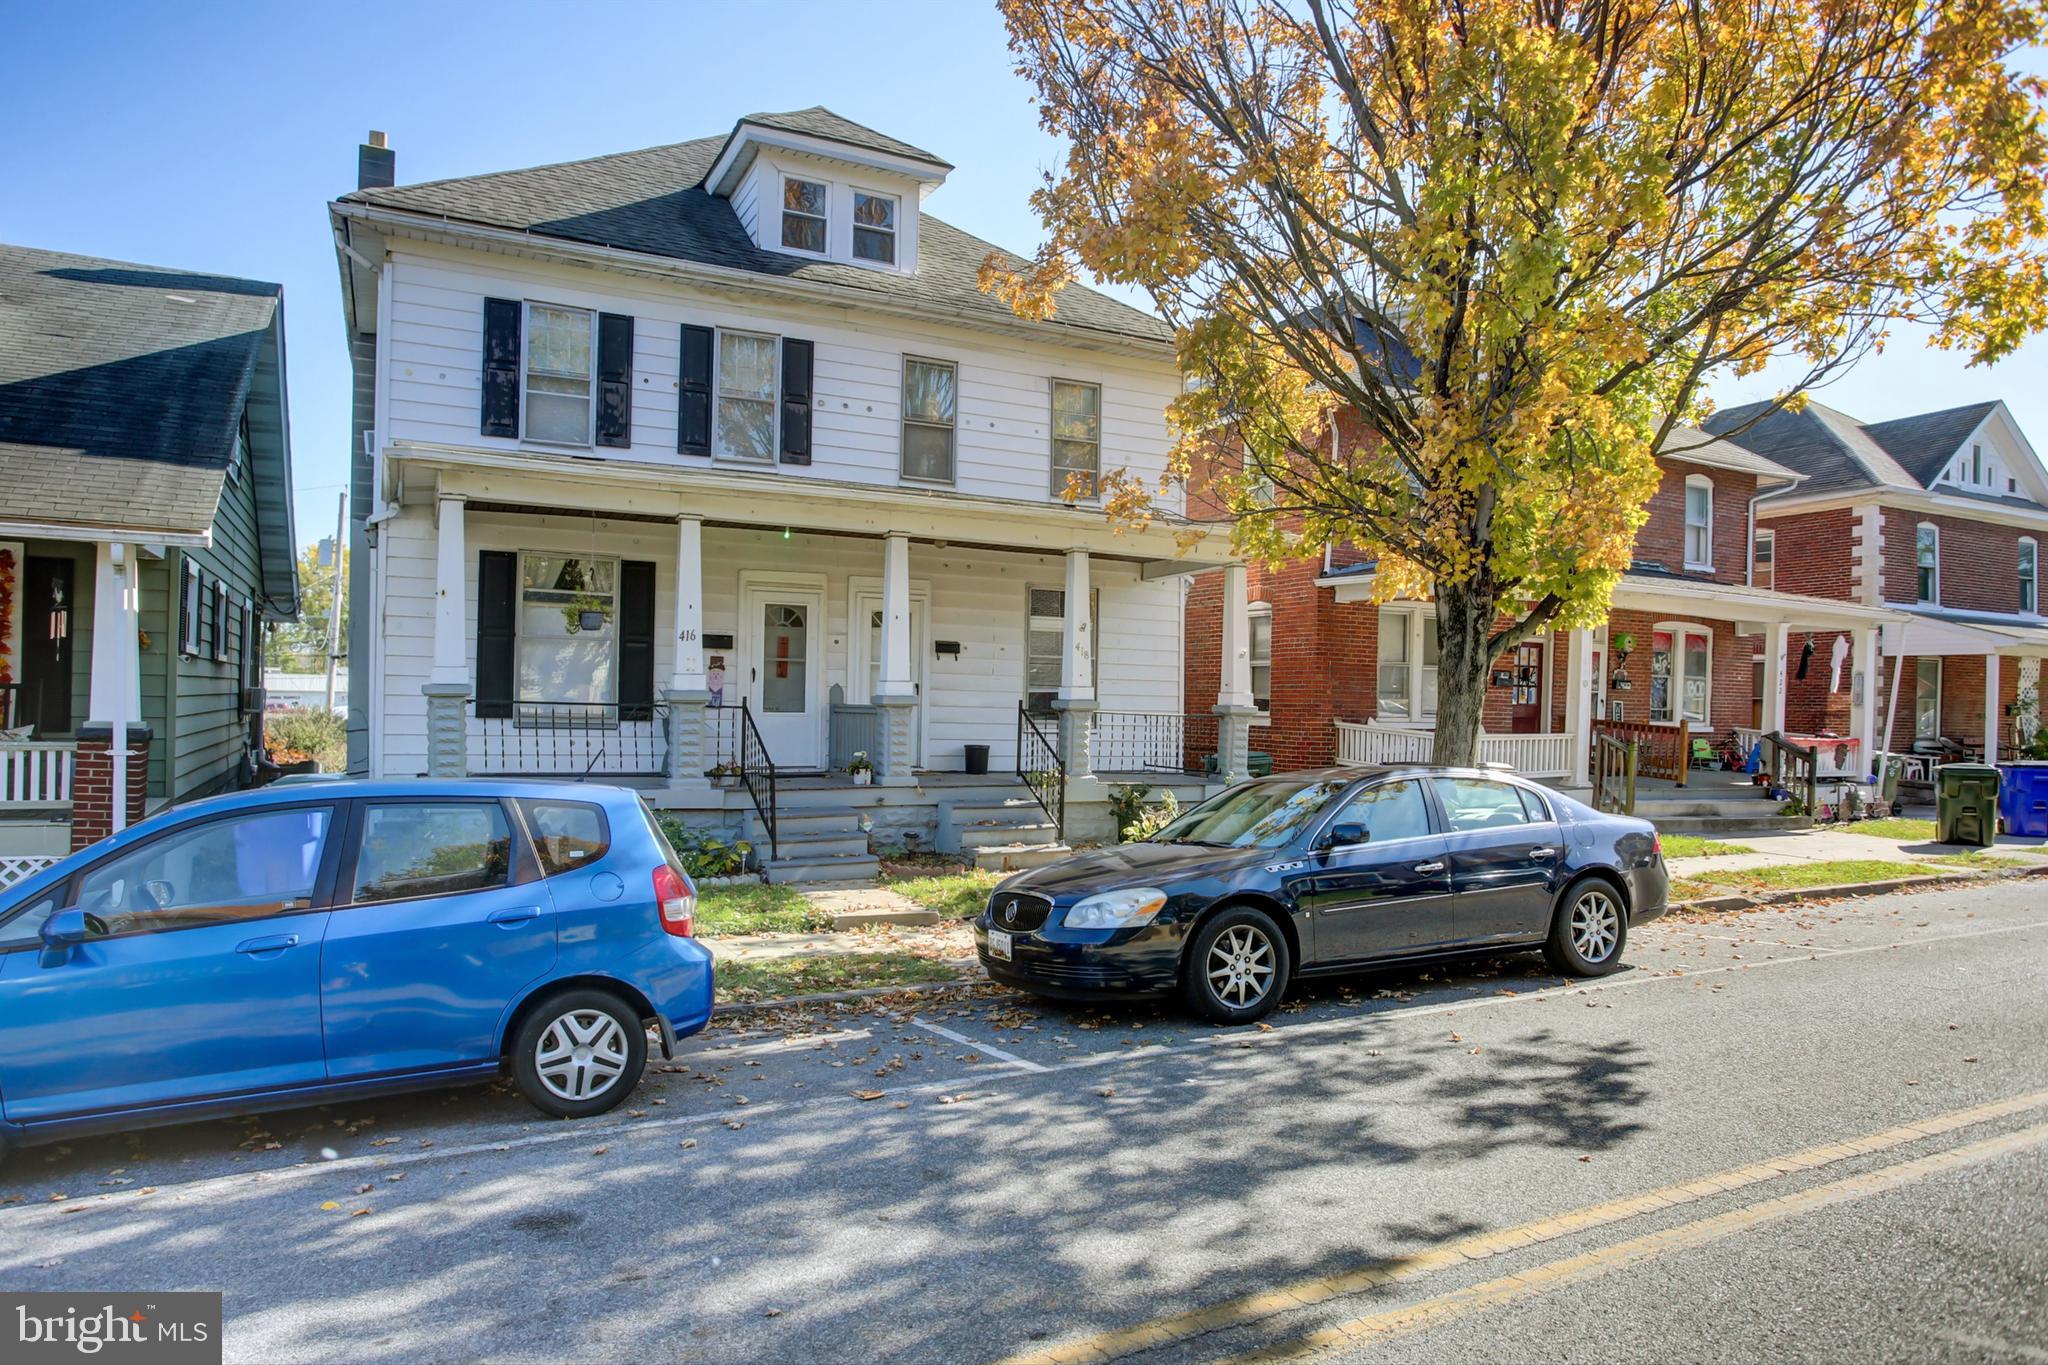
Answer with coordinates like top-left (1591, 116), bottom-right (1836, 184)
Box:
top-left (1936, 763), bottom-right (2001, 847)
top-left (1876, 754), bottom-right (1904, 814)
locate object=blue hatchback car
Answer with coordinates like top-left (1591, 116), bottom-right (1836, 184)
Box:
top-left (0, 779), bottom-right (712, 1153)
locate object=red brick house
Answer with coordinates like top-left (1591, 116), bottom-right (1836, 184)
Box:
top-left (1185, 419), bottom-right (1905, 788)
top-left (1706, 399), bottom-right (2048, 767)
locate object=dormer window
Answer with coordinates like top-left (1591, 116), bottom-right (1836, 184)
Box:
top-left (781, 177), bottom-right (828, 254)
top-left (853, 192), bottom-right (897, 265)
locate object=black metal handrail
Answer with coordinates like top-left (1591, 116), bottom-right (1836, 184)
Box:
top-left (1017, 701), bottom-right (1064, 840)
top-left (468, 700), bottom-right (669, 776)
top-left (738, 698), bottom-right (778, 861)
top-left (1089, 709), bottom-right (1209, 775)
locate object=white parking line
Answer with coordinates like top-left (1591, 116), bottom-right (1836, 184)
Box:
top-left (911, 1015), bottom-right (1051, 1072)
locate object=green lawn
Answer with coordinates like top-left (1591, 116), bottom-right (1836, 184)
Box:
top-left (716, 952), bottom-right (967, 1004)
top-left (1849, 817), bottom-right (1939, 842)
top-left (695, 882), bottom-right (827, 935)
top-left (1659, 834), bottom-right (1750, 858)
top-left (1930, 851), bottom-right (2037, 869)
top-left (1672, 859), bottom-right (1951, 901)
top-left (883, 869), bottom-right (1000, 918)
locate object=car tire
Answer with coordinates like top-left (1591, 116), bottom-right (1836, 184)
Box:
top-left (1181, 906), bottom-right (1292, 1024)
top-left (510, 988), bottom-right (648, 1119)
top-left (1544, 880), bottom-right (1629, 977)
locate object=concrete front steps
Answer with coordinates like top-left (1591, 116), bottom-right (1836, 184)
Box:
top-left (751, 805), bottom-right (882, 886)
top-left (1635, 791), bottom-right (1814, 836)
top-left (936, 796), bottom-right (1071, 873)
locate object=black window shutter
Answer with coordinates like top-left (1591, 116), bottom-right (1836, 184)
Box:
top-left (476, 551), bottom-right (519, 719)
top-left (678, 324), bottom-right (713, 455)
top-left (597, 312), bottom-right (634, 448)
top-left (618, 560), bottom-right (657, 721)
top-left (482, 299), bottom-right (522, 438)
top-left (780, 337), bottom-right (814, 465)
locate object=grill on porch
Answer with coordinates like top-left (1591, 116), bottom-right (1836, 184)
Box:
top-left (467, 701), bottom-right (670, 776)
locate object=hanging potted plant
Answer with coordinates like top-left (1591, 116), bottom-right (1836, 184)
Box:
top-left (847, 750), bottom-right (876, 786)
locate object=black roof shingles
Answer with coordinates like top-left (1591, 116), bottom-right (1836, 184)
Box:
top-left (1864, 402), bottom-right (2001, 487)
top-left (0, 243), bottom-right (280, 535)
top-left (1707, 397), bottom-right (2013, 501)
top-left (340, 113), bottom-right (1171, 346)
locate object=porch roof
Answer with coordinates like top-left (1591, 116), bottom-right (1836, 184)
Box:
top-left (1885, 607), bottom-right (2048, 658)
top-left (388, 439), bottom-right (1238, 573)
top-left (1314, 566), bottom-right (1910, 630)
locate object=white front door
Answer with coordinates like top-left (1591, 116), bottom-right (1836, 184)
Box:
top-left (851, 590), bottom-right (926, 766)
top-left (743, 585), bottom-right (825, 769)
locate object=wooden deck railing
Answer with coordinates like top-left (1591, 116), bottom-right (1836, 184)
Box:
top-left (1590, 718), bottom-right (1690, 786)
top-left (1591, 733), bottom-right (1639, 814)
top-left (1759, 731), bottom-right (1819, 816)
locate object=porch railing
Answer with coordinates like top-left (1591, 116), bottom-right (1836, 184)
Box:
top-left (0, 741), bottom-right (76, 811)
top-left (1591, 734), bottom-right (1639, 814)
top-left (1759, 731), bottom-right (1819, 816)
top-left (467, 701), bottom-right (669, 776)
top-left (1591, 718), bottom-right (1691, 786)
top-left (1017, 702), bottom-right (1064, 840)
top-left (1089, 710), bottom-right (1220, 775)
top-left (737, 699), bottom-right (778, 861)
top-left (1333, 722), bottom-right (1577, 779)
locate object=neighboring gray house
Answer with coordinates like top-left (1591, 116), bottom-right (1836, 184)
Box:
top-left (0, 243), bottom-right (299, 854)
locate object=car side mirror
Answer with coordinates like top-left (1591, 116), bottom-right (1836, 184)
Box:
top-left (41, 908), bottom-right (89, 948)
top-left (1322, 822), bottom-right (1369, 850)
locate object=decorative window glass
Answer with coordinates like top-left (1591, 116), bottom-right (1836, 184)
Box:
top-left (1684, 476), bottom-right (1713, 568)
top-left (781, 177), bottom-right (827, 253)
top-left (1752, 529), bottom-right (1774, 590)
top-left (1650, 630), bottom-right (1674, 722)
top-left (2020, 538), bottom-right (2037, 615)
top-left (516, 555), bottom-right (617, 709)
top-left (1914, 657), bottom-right (1941, 740)
top-left (715, 332), bottom-right (777, 461)
top-left (1682, 630), bottom-right (1710, 724)
top-left (1916, 523), bottom-right (1939, 603)
top-left (1249, 609), bottom-right (1271, 712)
top-left (1650, 624), bottom-right (1710, 724)
top-left (1025, 586), bottom-right (1097, 715)
top-left (523, 303), bottom-right (594, 445)
top-left (853, 191), bottom-right (897, 264)
top-left (902, 358), bottom-right (957, 482)
top-left (760, 604), bottom-right (809, 714)
top-left (1051, 380), bottom-right (1101, 498)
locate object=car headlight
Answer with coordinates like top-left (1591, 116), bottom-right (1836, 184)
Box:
top-left (1063, 887), bottom-right (1169, 929)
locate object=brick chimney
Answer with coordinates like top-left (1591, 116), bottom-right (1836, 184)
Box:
top-left (358, 130), bottom-right (395, 191)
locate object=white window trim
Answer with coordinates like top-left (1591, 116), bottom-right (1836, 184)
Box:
top-left (712, 328), bottom-right (780, 464)
top-left (1683, 474), bottom-right (1714, 572)
top-left (1914, 656), bottom-right (1942, 741)
top-left (778, 173), bottom-right (830, 258)
top-left (850, 187), bottom-right (900, 268)
top-left (180, 560), bottom-right (202, 658)
top-left (519, 301), bottom-right (597, 449)
top-left (1374, 606), bottom-right (1439, 727)
top-left (1916, 522), bottom-right (1940, 604)
top-left (1752, 527), bottom-right (1775, 590)
top-left (514, 551), bottom-right (622, 707)
top-left (900, 354), bottom-right (958, 485)
top-left (2020, 536), bottom-right (2038, 617)
top-left (1248, 602), bottom-right (1272, 725)
top-left (1049, 377), bottom-right (1102, 501)
top-left (1649, 621), bottom-right (1713, 727)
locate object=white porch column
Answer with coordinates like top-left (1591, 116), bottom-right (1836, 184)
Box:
top-left (1051, 549), bottom-right (1096, 783)
top-left (84, 540), bottom-right (145, 839)
top-left (1563, 626), bottom-right (1596, 788)
top-left (1849, 626), bottom-right (1882, 777)
top-left (663, 514), bottom-right (713, 790)
top-left (874, 532), bottom-right (917, 785)
top-left (1761, 623), bottom-right (1790, 735)
top-left (423, 494), bottom-right (470, 777)
top-left (1984, 653), bottom-right (2001, 764)
top-left (1212, 561), bottom-right (1259, 782)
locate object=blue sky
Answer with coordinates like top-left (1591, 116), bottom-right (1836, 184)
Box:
top-left (4, 0), bottom-right (2042, 539)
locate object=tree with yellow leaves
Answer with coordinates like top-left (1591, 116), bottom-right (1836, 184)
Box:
top-left (986, 0), bottom-right (2048, 763)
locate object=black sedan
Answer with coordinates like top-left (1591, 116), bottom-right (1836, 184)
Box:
top-left (974, 766), bottom-right (1668, 1023)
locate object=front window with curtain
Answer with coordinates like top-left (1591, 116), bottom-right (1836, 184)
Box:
top-left (1024, 586), bottom-right (1095, 715)
top-left (1917, 524), bottom-right (1939, 603)
top-left (715, 332), bottom-right (777, 461)
top-left (517, 555), bottom-right (617, 710)
top-left (1914, 657), bottom-right (1941, 740)
top-left (524, 304), bottom-right (593, 445)
top-left (1684, 478), bottom-right (1713, 568)
top-left (1650, 625), bottom-right (1709, 724)
top-left (1051, 380), bottom-right (1100, 498)
top-left (1376, 617), bottom-right (1410, 720)
top-left (902, 358), bottom-right (957, 482)
top-left (1249, 610), bottom-right (1271, 712)
top-left (2021, 538), bottom-right (2037, 615)
top-left (853, 191), bottom-right (896, 264)
top-left (781, 177), bottom-right (827, 253)
top-left (1682, 629), bottom-right (1710, 723)
top-left (1650, 630), bottom-right (1675, 722)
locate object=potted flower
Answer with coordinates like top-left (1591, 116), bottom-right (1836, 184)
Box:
top-left (703, 760), bottom-right (740, 788)
top-left (847, 750), bottom-right (876, 786)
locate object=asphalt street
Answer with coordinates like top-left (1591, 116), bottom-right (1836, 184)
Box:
top-left (2, 881), bottom-right (2043, 1363)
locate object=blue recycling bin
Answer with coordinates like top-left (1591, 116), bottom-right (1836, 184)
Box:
top-left (1997, 761), bottom-right (2048, 838)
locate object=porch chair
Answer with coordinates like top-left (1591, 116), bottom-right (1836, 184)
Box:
top-left (1688, 736), bottom-right (1719, 770)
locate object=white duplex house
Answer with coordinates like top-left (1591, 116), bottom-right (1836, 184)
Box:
top-left (329, 110), bottom-right (1251, 881)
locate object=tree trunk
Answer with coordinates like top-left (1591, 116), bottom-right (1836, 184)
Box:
top-left (1431, 581), bottom-right (1497, 767)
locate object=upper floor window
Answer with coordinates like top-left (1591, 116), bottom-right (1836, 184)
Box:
top-left (1916, 523), bottom-right (1939, 603)
top-left (1650, 624), bottom-right (1711, 726)
top-left (853, 192), bottom-right (898, 265)
top-left (1683, 475), bottom-right (1713, 570)
top-left (1752, 528), bottom-right (1775, 590)
top-left (716, 331), bottom-right (777, 462)
top-left (1248, 605), bottom-right (1272, 714)
top-left (902, 358), bottom-right (956, 483)
top-left (2022, 537), bottom-right (2038, 615)
top-left (523, 303), bottom-right (595, 446)
top-left (781, 177), bottom-right (828, 254)
top-left (1051, 380), bottom-right (1101, 498)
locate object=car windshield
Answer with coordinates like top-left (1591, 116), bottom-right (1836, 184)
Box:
top-left (1146, 779), bottom-right (1352, 849)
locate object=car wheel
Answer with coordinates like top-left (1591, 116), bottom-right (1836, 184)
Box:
top-left (511, 989), bottom-right (647, 1119)
top-left (1545, 881), bottom-right (1629, 977)
top-left (1181, 907), bottom-right (1291, 1024)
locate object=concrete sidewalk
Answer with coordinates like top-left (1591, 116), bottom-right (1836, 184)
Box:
top-left (1665, 823), bottom-right (2048, 879)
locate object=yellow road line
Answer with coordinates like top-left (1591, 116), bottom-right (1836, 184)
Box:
top-left (1001, 1089), bottom-right (2048, 1365)
top-left (1239, 1120), bottom-right (2048, 1361)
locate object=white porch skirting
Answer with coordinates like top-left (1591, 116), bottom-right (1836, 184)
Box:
top-left (1333, 721), bottom-right (1576, 779)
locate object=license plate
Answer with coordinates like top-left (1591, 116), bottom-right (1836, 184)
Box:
top-left (987, 928), bottom-right (1013, 961)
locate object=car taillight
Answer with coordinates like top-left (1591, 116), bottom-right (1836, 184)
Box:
top-left (1652, 832), bottom-right (1663, 858)
top-left (654, 864), bottom-right (695, 938)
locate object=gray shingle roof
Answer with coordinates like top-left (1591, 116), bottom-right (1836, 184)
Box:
top-left (1656, 425), bottom-right (1800, 483)
top-left (0, 243), bottom-right (279, 536)
top-left (1704, 398), bottom-right (1923, 496)
top-left (340, 124), bottom-right (1173, 346)
top-left (1863, 402), bottom-right (2000, 486)
top-left (731, 106), bottom-right (950, 169)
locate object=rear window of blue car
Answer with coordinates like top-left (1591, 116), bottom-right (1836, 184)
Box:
top-left (517, 799), bottom-right (610, 877)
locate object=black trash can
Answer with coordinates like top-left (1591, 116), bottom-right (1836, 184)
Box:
top-left (963, 743), bottom-right (990, 775)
